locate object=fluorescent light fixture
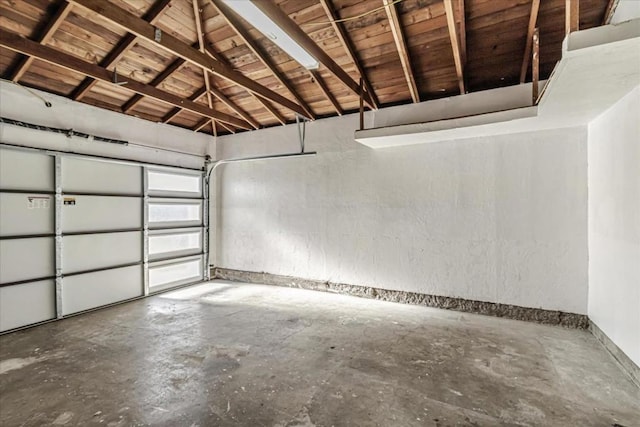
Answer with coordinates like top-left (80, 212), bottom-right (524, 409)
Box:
top-left (222, 0), bottom-right (319, 70)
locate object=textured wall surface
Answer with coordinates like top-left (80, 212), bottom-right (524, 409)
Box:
top-left (213, 109), bottom-right (589, 314)
top-left (588, 86), bottom-right (640, 366)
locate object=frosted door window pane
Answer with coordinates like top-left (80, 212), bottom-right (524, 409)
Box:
top-left (149, 259), bottom-right (201, 288)
top-left (149, 204), bottom-right (201, 222)
top-left (149, 232), bottom-right (201, 255)
top-left (148, 171), bottom-right (201, 194)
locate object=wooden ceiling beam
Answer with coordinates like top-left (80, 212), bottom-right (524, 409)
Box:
top-left (252, 96), bottom-right (287, 126)
top-left (253, 0), bottom-right (374, 108)
top-left (122, 55), bottom-right (186, 113)
top-left (71, 0), bottom-right (173, 101)
top-left (310, 70), bottom-right (343, 116)
top-left (0, 28), bottom-right (248, 129)
top-left (602, 0), bottom-right (617, 25)
top-left (457, 0), bottom-right (467, 66)
top-left (194, 0), bottom-right (258, 132)
top-left (208, 0), bottom-right (315, 120)
top-left (520, 0), bottom-right (541, 83)
top-left (69, 0), bottom-right (309, 119)
top-left (383, 0), bottom-right (420, 103)
top-left (566, 0), bottom-right (579, 34)
top-left (10, 0), bottom-right (73, 82)
top-left (318, 0), bottom-right (378, 110)
top-left (444, 0), bottom-right (466, 94)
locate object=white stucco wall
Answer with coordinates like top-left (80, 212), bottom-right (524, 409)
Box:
top-left (212, 109), bottom-right (589, 314)
top-left (588, 86), bottom-right (640, 366)
top-left (611, 0), bottom-right (640, 24)
top-left (0, 81), bottom-right (213, 169)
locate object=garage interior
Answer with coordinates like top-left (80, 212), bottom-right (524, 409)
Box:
top-left (0, 0), bottom-right (638, 425)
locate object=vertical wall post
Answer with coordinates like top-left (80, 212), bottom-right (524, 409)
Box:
top-left (54, 155), bottom-right (63, 318)
top-left (532, 27), bottom-right (540, 105)
top-left (142, 166), bottom-right (150, 296)
top-left (359, 77), bottom-right (364, 130)
top-left (566, 0), bottom-right (579, 35)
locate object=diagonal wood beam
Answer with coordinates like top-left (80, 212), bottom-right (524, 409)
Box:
top-left (162, 86), bottom-right (206, 123)
top-left (253, 0), bottom-right (374, 108)
top-left (457, 0), bottom-right (466, 66)
top-left (10, 0), bottom-right (74, 82)
top-left (69, 0), bottom-right (310, 119)
top-left (0, 28), bottom-right (248, 129)
top-left (566, 0), bottom-right (579, 34)
top-left (318, 0), bottom-right (378, 109)
top-left (520, 0), bottom-right (541, 83)
top-left (208, 0), bottom-right (315, 120)
top-left (602, 0), bottom-right (617, 25)
top-left (444, 0), bottom-right (466, 94)
top-left (310, 69), bottom-right (343, 115)
top-left (72, 0), bottom-right (173, 101)
top-left (253, 96), bottom-right (286, 125)
top-left (383, 0), bottom-right (420, 103)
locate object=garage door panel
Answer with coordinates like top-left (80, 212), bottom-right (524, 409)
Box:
top-left (0, 280), bottom-right (56, 332)
top-left (62, 196), bottom-right (141, 233)
top-left (149, 255), bottom-right (203, 291)
top-left (0, 149), bottom-right (53, 191)
top-left (0, 193), bottom-right (54, 236)
top-left (62, 232), bottom-right (141, 274)
top-left (0, 238), bottom-right (54, 284)
top-left (62, 158), bottom-right (141, 195)
top-left (62, 265), bottom-right (143, 315)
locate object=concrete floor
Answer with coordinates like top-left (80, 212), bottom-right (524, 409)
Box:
top-left (0, 281), bottom-right (638, 426)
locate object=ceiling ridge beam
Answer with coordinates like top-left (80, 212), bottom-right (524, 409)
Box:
top-left (520, 0), bottom-right (541, 83)
top-left (208, 0), bottom-right (315, 120)
top-left (252, 0), bottom-right (374, 108)
top-left (318, 0), bottom-right (378, 110)
top-left (444, 0), bottom-right (466, 94)
top-left (71, 0), bottom-right (173, 101)
top-left (383, 0), bottom-right (420, 103)
top-left (68, 0), bottom-right (310, 119)
top-left (10, 0), bottom-right (74, 82)
top-left (0, 28), bottom-right (248, 129)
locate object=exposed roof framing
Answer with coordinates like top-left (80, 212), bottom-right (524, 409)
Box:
top-left (0, 0), bottom-right (612, 136)
top-left (0, 28), bottom-right (248, 129)
top-left (69, 0), bottom-right (310, 118)
top-left (71, 0), bottom-right (173, 101)
top-left (10, 0), bottom-right (73, 83)
top-left (252, 0), bottom-right (374, 108)
top-left (444, 0), bottom-right (466, 94)
top-left (383, 0), bottom-right (420, 103)
top-left (520, 0), bottom-right (541, 83)
top-left (318, 0), bottom-right (378, 110)
top-left (208, 0), bottom-right (316, 120)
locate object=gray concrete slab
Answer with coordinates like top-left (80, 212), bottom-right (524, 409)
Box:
top-left (1, 280), bottom-right (638, 426)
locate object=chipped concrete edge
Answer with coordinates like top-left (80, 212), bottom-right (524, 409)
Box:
top-left (590, 321), bottom-right (640, 388)
top-left (212, 268), bottom-right (590, 329)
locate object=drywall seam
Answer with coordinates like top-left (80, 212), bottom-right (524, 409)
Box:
top-left (214, 268), bottom-right (589, 329)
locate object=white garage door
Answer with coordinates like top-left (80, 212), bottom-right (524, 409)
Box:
top-left (0, 146), bottom-right (206, 332)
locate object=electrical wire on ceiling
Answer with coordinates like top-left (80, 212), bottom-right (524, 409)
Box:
top-left (10, 80), bottom-right (52, 108)
top-left (302, 0), bottom-right (406, 27)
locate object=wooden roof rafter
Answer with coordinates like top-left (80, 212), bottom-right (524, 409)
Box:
top-left (383, 0), bottom-right (420, 103)
top-left (193, 0), bottom-right (260, 131)
top-left (208, 0), bottom-right (316, 120)
top-left (68, 0), bottom-right (310, 119)
top-left (444, 0), bottom-right (466, 94)
top-left (253, 0), bottom-right (375, 108)
top-left (0, 28), bottom-right (248, 129)
top-left (310, 69), bottom-right (343, 115)
top-left (520, 0), bottom-right (541, 83)
top-left (319, 0), bottom-right (379, 110)
top-left (71, 0), bottom-right (174, 101)
top-left (10, 0), bottom-right (73, 83)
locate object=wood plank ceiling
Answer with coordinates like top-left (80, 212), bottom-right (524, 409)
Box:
top-left (0, 0), bottom-right (611, 136)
